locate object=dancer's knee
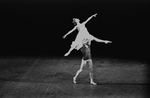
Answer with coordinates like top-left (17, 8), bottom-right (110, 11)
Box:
top-left (89, 67), bottom-right (93, 72)
top-left (71, 41), bottom-right (76, 48)
top-left (78, 69), bottom-right (83, 72)
top-left (88, 59), bottom-right (93, 72)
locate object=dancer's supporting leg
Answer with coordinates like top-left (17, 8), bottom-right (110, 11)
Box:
top-left (73, 59), bottom-right (86, 83)
top-left (87, 59), bottom-right (97, 85)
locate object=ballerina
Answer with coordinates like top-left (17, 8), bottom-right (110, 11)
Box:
top-left (63, 13), bottom-right (97, 56)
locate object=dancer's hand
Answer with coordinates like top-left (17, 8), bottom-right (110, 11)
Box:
top-left (63, 35), bottom-right (66, 39)
top-left (105, 40), bottom-right (112, 44)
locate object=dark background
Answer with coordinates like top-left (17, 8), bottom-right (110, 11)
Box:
top-left (0, 0), bottom-right (149, 62)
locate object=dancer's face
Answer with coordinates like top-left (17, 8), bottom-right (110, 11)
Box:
top-left (73, 18), bottom-right (80, 25)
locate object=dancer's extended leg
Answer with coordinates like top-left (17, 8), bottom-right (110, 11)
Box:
top-left (73, 59), bottom-right (86, 83)
top-left (88, 59), bottom-right (97, 85)
top-left (64, 46), bottom-right (74, 56)
top-left (64, 41), bottom-right (77, 56)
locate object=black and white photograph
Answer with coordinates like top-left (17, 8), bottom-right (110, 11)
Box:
top-left (0, 0), bottom-right (149, 98)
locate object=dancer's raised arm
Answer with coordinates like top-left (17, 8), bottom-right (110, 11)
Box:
top-left (83, 13), bottom-right (97, 25)
top-left (63, 26), bottom-right (77, 39)
top-left (90, 35), bottom-right (112, 44)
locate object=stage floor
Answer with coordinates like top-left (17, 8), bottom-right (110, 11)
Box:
top-left (0, 57), bottom-right (148, 98)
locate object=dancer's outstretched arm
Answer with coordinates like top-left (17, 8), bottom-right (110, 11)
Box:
top-left (83, 13), bottom-right (97, 25)
top-left (90, 35), bottom-right (112, 44)
top-left (63, 26), bottom-right (76, 39)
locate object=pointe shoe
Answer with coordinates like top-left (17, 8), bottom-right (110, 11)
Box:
top-left (73, 77), bottom-right (76, 84)
top-left (90, 81), bottom-right (97, 85)
top-left (64, 52), bottom-right (70, 56)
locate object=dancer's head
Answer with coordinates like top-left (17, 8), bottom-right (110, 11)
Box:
top-left (73, 18), bottom-right (80, 25)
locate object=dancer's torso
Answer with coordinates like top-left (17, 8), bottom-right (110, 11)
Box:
top-left (77, 23), bottom-right (86, 30)
top-left (80, 43), bottom-right (91, 60)
top-left (75, 24), bottom-right (89, 42)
